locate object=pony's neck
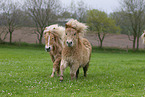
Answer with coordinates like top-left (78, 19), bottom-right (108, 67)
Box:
top-left (56, 37), bottom-right (62, 49)
top-left (52, 37), bottom-right (62, 53)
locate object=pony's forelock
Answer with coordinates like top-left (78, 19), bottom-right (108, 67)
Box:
top-left (44, 24), bottom-right (65, 47)
top-left (44, 24), bottom-right (58, 33)
top-left (66, 19), bottom-right (88, 37)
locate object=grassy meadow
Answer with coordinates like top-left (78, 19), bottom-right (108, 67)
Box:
top-left (0, 44), bottom-right (145, 96)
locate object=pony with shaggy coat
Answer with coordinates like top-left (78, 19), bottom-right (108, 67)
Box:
top-left (60, 19), bottom-right (92, 81)
top-left (44, 24), bottom-right (65, 77)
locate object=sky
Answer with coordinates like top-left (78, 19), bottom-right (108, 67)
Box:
top-left (14, 0), bottom-right (120, 14)
top-left (60, 0), bottom-right (120, 14)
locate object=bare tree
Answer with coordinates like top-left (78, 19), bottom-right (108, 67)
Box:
top-left (0, 1), bottom-right (6, 43)
top-left (67, 0), bottom-right (88, 22)
top-left (0, 27), bottom-right (8, 43)
top-left (76, 0), bottom-right (88, 22)
top-left (0, 0), bottom-right (22, 44)
top-left (120, 0), bottom-right (145, 51)
top-left (24, 0), bottom-right (61, 45)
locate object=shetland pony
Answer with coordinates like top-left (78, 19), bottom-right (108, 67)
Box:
top-left (59, 19), bottom-right (92, 81)
top-left (44, 24), bottom-right (65, 77)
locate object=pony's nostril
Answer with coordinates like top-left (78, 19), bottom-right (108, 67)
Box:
top-left (66, 41), bottom-right (72, 44)
top-left (66, 41), bottom-right (73, 47)
top-left (46, 47), bottom-right (51, 52)
top-left (70, 42), bottom-right (72, 44)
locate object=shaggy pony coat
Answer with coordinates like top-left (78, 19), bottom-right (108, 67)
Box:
top-left (60, 19), bottom-right (92, 81)
top-left (44, 24), bottom-right (65, 77)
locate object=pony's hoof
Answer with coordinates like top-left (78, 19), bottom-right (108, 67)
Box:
top-left (60, 77), bottom-right (63, 82)
top-left (51, 75), bottom-right (54, 78)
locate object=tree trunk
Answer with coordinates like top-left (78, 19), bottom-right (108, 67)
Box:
top-left (132, 31), bottom-right (137, 51)
top-left (136, 31), bottom-right (141, 50)
top-left (100, 39), bottom-right (103, 48)
top-left (10, 32), bottom-right (12, 44)
top-left (39, 37), bottom-right (42, 45)
top-left (136, 36), bottom-right (139, 50)
top-left (136, 24), bottom-right (141, 50)
top-left (132, 36), bottom-right (136, 51)
top-left (38, 31), bottom-right (43, 45)
top-left (98, 33), bottom-right (105, 48)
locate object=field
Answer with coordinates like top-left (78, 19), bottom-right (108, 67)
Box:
top-left (0, 44), bottom-right (145, 96)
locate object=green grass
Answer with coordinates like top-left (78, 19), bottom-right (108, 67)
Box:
top-left (0, 44), bottom-right (145, 96)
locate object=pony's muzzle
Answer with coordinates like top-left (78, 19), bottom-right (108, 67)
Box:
top-left (66, 41), bottom-right (73, 47)
top-left (45, 47), bottom-right (51, 52)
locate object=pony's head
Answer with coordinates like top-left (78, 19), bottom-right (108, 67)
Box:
top-left (64, 19), bottom-right (87, 47)
top-left (44, 31), bottom-right (56, 52)
top-left (44, 24), bottom-right (65, 52)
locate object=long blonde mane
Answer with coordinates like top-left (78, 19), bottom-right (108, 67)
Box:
top-left (44, 24), bottom-right (65, 45)
top-left (65, 19), bottom-right (88, 38)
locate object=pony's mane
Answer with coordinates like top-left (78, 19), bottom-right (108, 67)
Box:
top-left (44, 24), bottom-right (65, 40)
top-left (66, 19), bottom-right (88, 37)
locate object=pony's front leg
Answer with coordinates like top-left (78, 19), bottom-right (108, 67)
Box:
top-left (70, 63), bottom-right (79, 80)
top-left (51, 57), bottom-right (61, 77)
top-left (51, 68), bottom-right (55, 78)
top-left (60, 59), bottom-right (68, 81)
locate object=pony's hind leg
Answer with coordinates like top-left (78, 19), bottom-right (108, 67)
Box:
top-left (76, 68), bottom-right (79, 79)
top-left (83, 62), bottom-right (89, 77)
top-left (56, 57), bottom-right (61, 77)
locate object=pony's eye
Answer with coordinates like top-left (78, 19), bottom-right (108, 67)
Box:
top-left (74, 33), bottom-right (76, 36)
top-left (66, 33), bottom-right (67, 35)
top-left (52, 38), bottom-right (54, 39)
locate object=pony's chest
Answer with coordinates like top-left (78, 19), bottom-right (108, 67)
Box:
top-left (63, 47), bottom-right (80, 56)
top-left (50, 51), bottom-right (57, 59)
top-left (62, 49), bottom-right (82, 64)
